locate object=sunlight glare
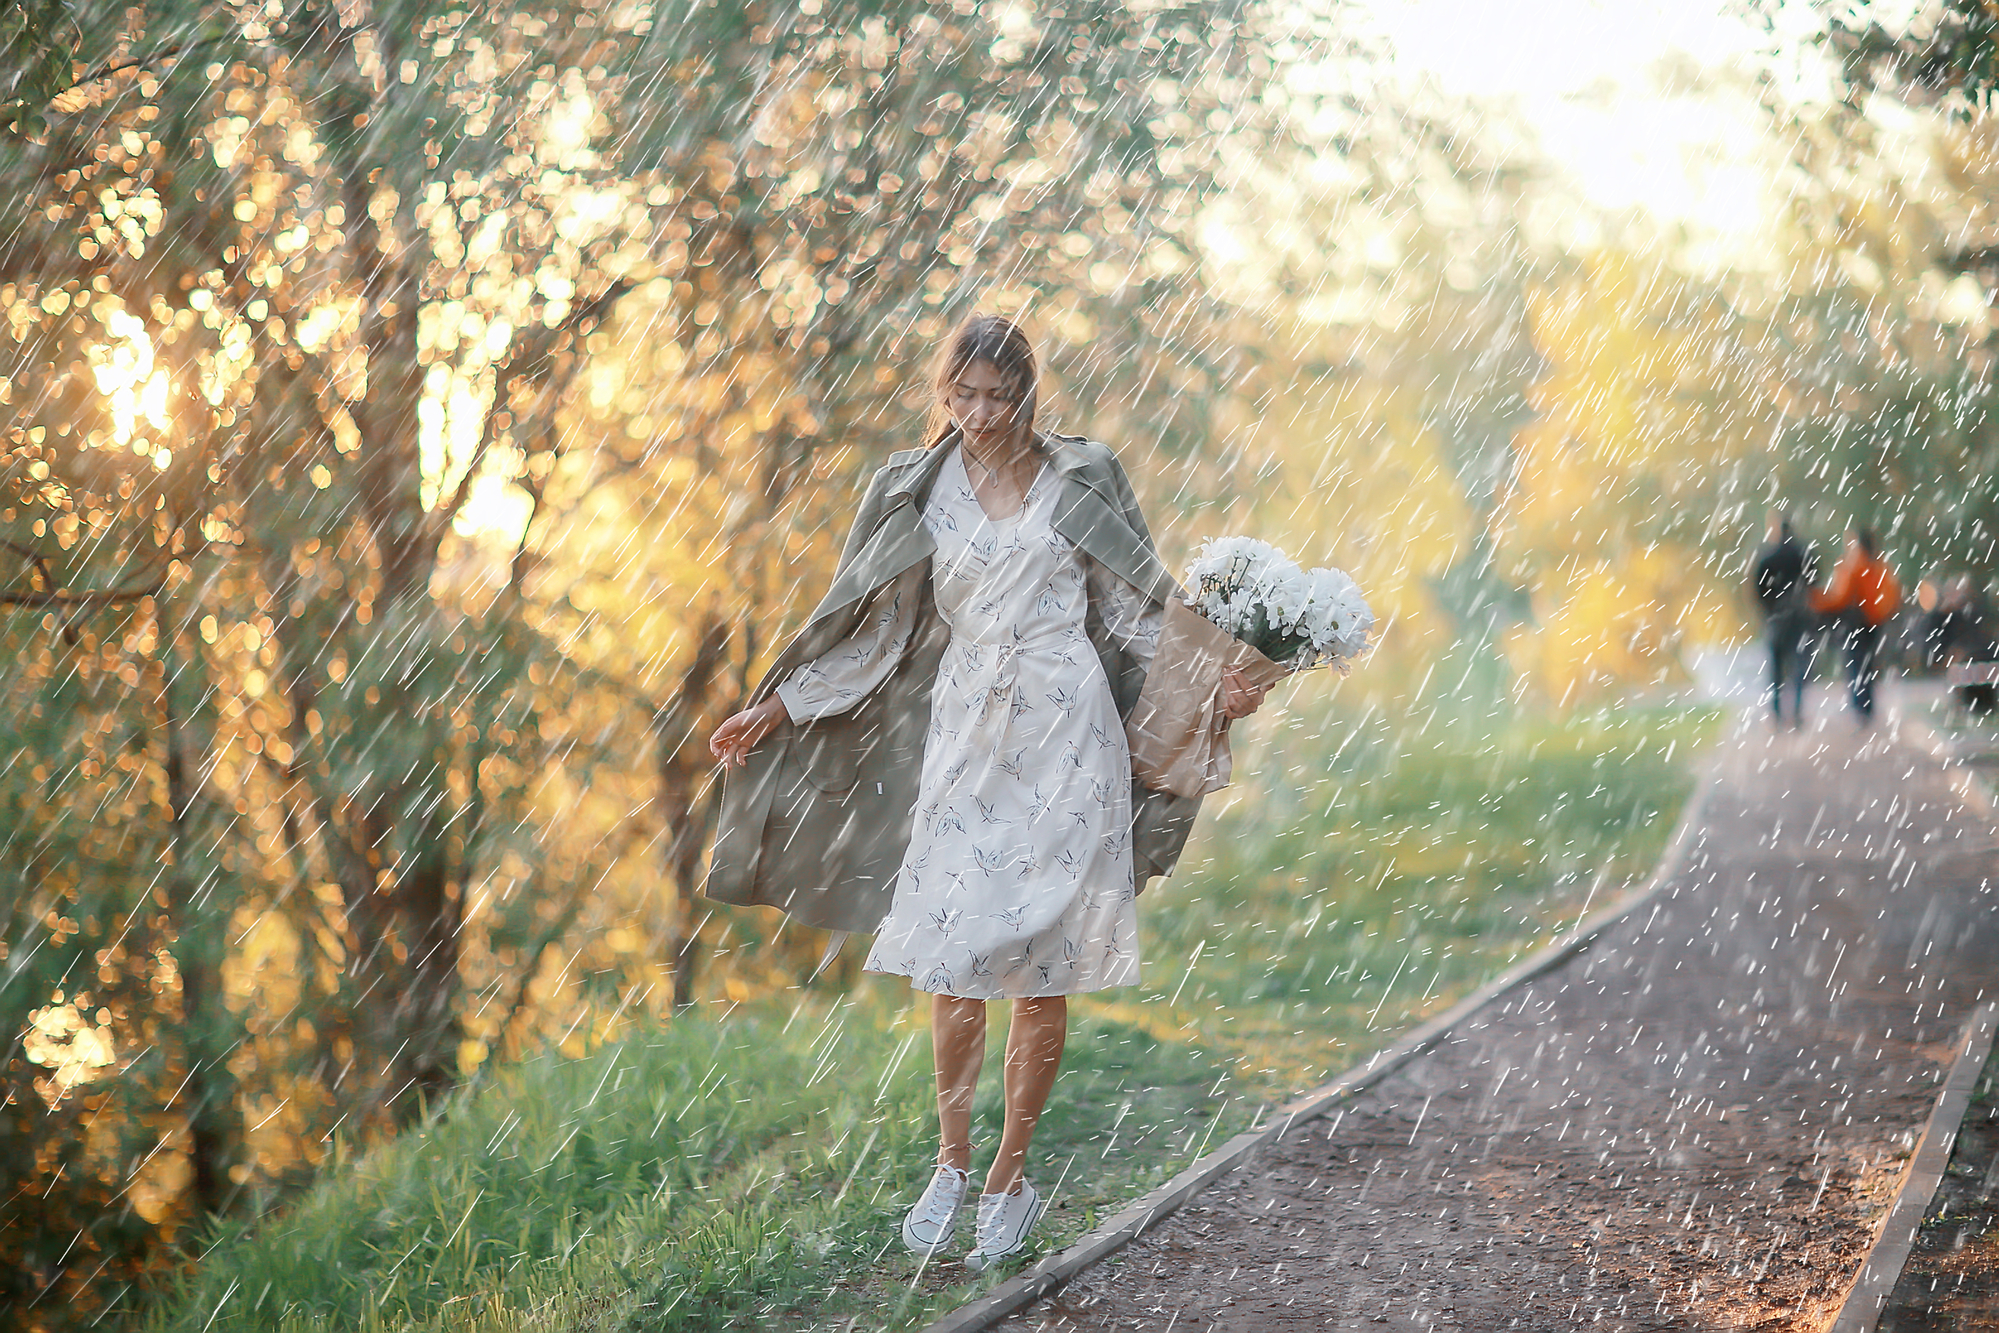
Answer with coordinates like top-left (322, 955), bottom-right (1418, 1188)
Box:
top-left (89, 307), bottom-right (175, 466)
top-left (1354, 0), bottom-right (1829, 244)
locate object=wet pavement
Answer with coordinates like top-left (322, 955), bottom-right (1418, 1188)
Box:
top-left (993, 699), bottom-right (1999, 1332)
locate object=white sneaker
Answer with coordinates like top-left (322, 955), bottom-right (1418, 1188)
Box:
top-left (900, 1164), bottom-right (970, 1253)
top-left (962, 1178), bottom-right (1044, 1272)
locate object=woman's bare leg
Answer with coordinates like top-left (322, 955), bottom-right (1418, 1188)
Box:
top-left (932, 994), bottom-right (987, 1172)
top-left (984, 995), bottom-right (1067, 1197)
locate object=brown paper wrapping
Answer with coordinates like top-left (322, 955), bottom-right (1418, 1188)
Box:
top-left (1126, 600), bottom-right (1291, 798)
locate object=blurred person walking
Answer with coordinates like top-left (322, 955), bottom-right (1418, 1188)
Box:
top-left (1752, 510), bottom-right (1817, 729)
top-left (1811, 526), bottom-right (1902, 723)
top-left (705, 314), bottom-right (1269, 1271)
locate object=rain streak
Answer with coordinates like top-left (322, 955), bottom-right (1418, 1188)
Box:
top-left (1, 0), bottom-right (1997, 1329)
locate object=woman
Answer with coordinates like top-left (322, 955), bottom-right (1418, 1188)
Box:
top-left (1810, 526), bottom-right (1901, 723)
top-left (705, 315), bottom-right (1268, 1270)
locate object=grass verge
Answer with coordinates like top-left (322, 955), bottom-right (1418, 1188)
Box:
top-left (146, 699), bottom-right (1721, 1332)
top-left (1877, 1033), bottom-right (1999, 1330)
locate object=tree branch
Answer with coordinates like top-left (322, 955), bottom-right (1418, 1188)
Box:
top-left (432, 279), bottom-right (636, 531)
top-left (1941, 246), bottom-right (1999, 275)
top-left (0, 585), bottom-right (161, 607)
top-left (0, 542), bottom-right (164, 609)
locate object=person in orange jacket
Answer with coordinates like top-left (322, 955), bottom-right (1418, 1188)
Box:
top-left (1810, 526), bottom-right (1902, 722)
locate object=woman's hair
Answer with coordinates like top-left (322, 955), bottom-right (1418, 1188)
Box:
top-left (926, 313), bottom-right (1041, 448)
top-left (1853, 526), bottom-right (1879, 558)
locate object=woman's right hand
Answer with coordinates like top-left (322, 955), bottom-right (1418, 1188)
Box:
top-left (709, 696), bottom-right (790, 767)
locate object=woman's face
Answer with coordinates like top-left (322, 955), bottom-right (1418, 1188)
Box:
top-left (945, 358), bottom-right (1025, 446)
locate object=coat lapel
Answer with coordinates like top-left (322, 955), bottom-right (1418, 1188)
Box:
top-left (779, 432), bottom-right (1178, 692)
top-left (808, 442), bottom-right (951, 624)
top-left (1046, 437), bottom-right (1182, 604)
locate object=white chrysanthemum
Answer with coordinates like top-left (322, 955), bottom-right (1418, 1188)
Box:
top-left (1188, 536), bottom-right (1287, 636)
top-left (1298, 565), bottom-right (1375, 661)
top-left (1257, 560), bottom-right (1313, 634)
top-left (1183, 538), bottom-right (1373, 670)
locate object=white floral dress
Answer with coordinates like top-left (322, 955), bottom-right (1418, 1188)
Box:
top-left (775, 447), bottom-right (1159, 998)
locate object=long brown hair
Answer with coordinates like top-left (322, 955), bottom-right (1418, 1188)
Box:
top-left (925, 313), bottom-right (1041, 449)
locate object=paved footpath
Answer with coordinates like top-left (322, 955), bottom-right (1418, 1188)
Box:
top-left (997, 704), bottom-right (1999, 1332)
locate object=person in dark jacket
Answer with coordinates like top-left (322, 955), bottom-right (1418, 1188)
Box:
top-left (1752, 510), bottom-right (1816, 728)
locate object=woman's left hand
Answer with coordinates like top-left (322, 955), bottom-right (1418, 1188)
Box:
top-left (1220, 667), bottom-right (1273, 720)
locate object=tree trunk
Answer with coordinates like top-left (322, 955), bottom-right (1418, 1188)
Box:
top-left (157, 612), bottom-right (231, 1213)
top-left (385, 838), bottom-right (462, 1114)
top-left (656, 614), bottom-right (730, 1010)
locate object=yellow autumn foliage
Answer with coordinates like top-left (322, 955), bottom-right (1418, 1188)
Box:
top-left (1497, 253), bottom-right (1772, 697)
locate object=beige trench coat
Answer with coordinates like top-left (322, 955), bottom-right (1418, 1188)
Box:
top-left (703, 432), bottom-right (1204, 934)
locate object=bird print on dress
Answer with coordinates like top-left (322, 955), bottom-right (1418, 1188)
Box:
top-left (989, 905), bottom-right (1030, 932)
top-left (784, 445), bottom-right (1149, 999)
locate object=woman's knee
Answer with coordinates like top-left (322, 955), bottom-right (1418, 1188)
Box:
top-left (935, 993), bottom-right (985, 1021)
top-left (1012, 994), bottom-right (1067, 1023)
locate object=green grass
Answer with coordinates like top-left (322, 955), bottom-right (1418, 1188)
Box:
top-left (146, 698), bottom-right (1720, 1333)
top-left (1129, 697), bottom-right (1717, 1096)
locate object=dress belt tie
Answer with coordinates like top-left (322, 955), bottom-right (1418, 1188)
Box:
top-left (955, 626), bottom-right (1081, 723)
top-left (969, 642), bottom-right (1020, 723)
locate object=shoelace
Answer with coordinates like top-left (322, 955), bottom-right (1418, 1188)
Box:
top-left (972, 1191), bottom-right (1012, 1246)
top-left (916, 1167), bottom-right (967, 1225)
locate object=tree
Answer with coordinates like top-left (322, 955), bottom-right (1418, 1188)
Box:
top-left (1488, 104), bottom-right (1999, 700)
top-left (0, 0), bottom-right (1270, 1319)
top-left (1782, 0), bottom-right (1999, 106)
top-left (1194, 84), bottom-right (1552, 696)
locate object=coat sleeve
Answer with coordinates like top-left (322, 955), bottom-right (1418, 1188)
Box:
top-left (1099, 443), bottom-right (1182, 671)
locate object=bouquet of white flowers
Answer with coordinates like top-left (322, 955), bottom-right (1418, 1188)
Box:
top-left (1126, 537), bottom-right (1373, 799)
top-left (1185, 536), bottom-right (1374, 672)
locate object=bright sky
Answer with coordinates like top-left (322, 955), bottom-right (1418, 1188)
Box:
top-left (1352, 0), bottom-right (1837, 244)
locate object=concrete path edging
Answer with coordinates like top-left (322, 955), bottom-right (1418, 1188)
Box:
top-left (1894, 706), bottom-right (1996, 817)
top-left (1828, 999), bottom-right (1999, 1333)
top-left (916, 756), bottom-right (1720, 1333)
